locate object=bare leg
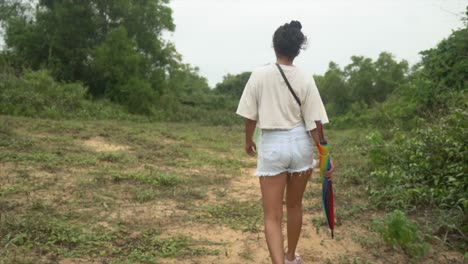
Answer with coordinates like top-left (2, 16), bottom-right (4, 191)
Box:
top-left (259, 173), bottom-right (288, 264)
top-left (285, 170), bottom-right (312, 261)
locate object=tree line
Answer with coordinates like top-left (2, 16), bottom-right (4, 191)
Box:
top-left (0, 0), bottom-right (220, 117)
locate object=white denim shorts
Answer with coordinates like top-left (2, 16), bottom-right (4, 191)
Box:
top-left (255, 123), bottom-right (317, 177)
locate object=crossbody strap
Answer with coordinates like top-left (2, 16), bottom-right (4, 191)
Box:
top-left (275, 63), bottom-right (301, 107)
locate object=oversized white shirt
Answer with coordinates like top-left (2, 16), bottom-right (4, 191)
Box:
top-left (236, 63), bottom-right (329, 131)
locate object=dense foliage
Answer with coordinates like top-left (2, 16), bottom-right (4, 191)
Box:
top-left (315, 52), bottom-right (409, 117)
top-left (311, 10), bottom-right (467, 250)
top-left (214, 72), bottom-right (251, 100)
top-left (0, 68), bottom-right (139, 120)
top-left (0, 0), bottom-right (219, 117)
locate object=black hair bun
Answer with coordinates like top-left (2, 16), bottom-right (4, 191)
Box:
top-left (273, 20), bottom-right (307, 58)
top-left (289, 21), bottom-right (302, 30)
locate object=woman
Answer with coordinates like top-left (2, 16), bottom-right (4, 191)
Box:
top-left (236, 21), bottom-right (334, 264)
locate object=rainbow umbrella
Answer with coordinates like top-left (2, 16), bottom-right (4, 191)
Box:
top-left (315, 120), bottom-right (335, 239)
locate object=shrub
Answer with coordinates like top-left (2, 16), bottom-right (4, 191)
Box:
top-left (373, 210), bottom-right (429, 258)
top-left (367, 111), bottom-right (467, 211)
top-left (0, 69), bottom-right (142, 120)
top-left (0, 69), bottom-right (87, 117)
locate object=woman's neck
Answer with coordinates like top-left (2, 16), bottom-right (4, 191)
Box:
top-left (276, 56), bottom-right (294, 66)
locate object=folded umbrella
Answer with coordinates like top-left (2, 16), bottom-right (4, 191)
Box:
top-left (315, 120), bottom-right (335, 239)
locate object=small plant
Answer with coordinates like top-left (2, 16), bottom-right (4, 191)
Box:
top-left (373, 210), bottom-right (429, 258)
top-left (205, 200), bottom-right (262, 232)
top-left (128, 170), bottom-right (180, 187)
top-left (135, 189), bottom-right (158, 202)
top-left (215, 188), bottom-right (228, 198)
top-left (238, 244), bottom-right (254, 260)
top-left (97, 152), bottom-right (126, 163)
top-left (312, 217), bottom-right (322, 235)
top-left (156, 172), bottom-right (180, 187)
top-left (120, 230), bottom-right (219, 260)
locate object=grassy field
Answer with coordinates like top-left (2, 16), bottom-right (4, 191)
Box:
top-left (0, 116), bottom-right (464, 263)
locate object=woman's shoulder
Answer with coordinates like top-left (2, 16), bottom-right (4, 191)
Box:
top-left (249, 63), bottom-right (311, 83)
top-left (252, 63), bottom-right (276, 75)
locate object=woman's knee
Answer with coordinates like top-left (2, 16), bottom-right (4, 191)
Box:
top-left (286, 201), bottom-right (303, 211)
top-left (263, 209), bottom-right (283, 223)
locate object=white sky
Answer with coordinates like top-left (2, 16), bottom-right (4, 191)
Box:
top-left (167, 0), bottom-right (467, 87)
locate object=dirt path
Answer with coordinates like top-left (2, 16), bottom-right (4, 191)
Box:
top-left (163, 168), bottom-right (380, 264)
top-left (162, 166), bottom-right (464, 264)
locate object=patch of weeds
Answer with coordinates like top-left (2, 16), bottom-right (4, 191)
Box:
top-left (98, 152), bottom-right (128, 163)
top-left (215, 188), bottom-right (228, 198)
top-left (188, 173), bottom-right (230, 188)
top-left (351, 231), bottom-right (379, 248)
top-left (116, 230), bottom-right (220, 261)
top-left (204, 200), bottom-right (262, 232)
top-left (29, 199), bottom-right (55, 214)
top-left (372, 210), bottom-right (429, 258)
top-left (338, 255), bottom-right (372, 264)
top-left (434, 208), bottom-right (467, 251)
top-left (0, 212), bottom-right (113, 257)
top-left (156, 172), bottom-right (180, 187)
top-left (312, 217), bottom-right (323, 234)
top-left (0, 119), bottom-right (14, 136)
top-left (174, 187), bottom-right (207, 201)
top-left (111, 172), bottom-right (127, 183)
top-left (238, 243), bottom-right (254, 260)
top-left (129, 170), bottom-right (180, 187)
top-left (337, 204), bottom-right (367, 218)
top-left (92, 171), bottom-right (109, 185)
top-left (304, 188), bottom-right (319, 199)
top-left (134, 188), bottom-right (158, 203)
top-left (304, 201), bottom-right (322, 213)
top-left (64, 153), bottom-right (98, 166)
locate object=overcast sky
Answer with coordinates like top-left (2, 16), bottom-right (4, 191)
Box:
top-left (167, 0), bottom-right (467, 87)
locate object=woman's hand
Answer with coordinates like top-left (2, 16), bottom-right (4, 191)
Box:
top-left (324, 160), bottom-right (335, 179)
top-left (245, 140), bottom-right (257, 157)
top-left (244, 119), bottom-right (257, 157)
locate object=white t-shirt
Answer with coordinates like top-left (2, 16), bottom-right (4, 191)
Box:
top-left (236, 63), bottom-right (329, 131)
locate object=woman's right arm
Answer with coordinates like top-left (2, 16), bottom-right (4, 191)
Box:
top-left (309, 128), bottom-right (335, 178)
top-left (244, 118), bottom-right (257, 156)
top-left (309, 128), bottom-right (320, 145)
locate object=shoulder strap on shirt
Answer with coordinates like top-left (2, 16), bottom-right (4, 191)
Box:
top-left (275, 63), bottom-right (301, 106)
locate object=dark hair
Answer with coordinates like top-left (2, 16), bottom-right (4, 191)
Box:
top-left (273, 20), bottom-right (307, 59)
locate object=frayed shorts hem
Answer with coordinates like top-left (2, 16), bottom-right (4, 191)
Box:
top-left (254, 163), bottom-right (315, 177)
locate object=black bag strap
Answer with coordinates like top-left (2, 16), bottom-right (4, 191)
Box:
top-left (275, 63), bottom-right (301, 106)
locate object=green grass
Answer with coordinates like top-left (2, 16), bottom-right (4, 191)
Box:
top-left (0, 115), bottom-right (463, 263)
top-left (203, 200), bottom-right (263, 232)
top-left (0, 116), bottom-right (248, 262)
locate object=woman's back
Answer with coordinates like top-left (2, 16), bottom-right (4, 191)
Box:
top-left (237, 63), bottom-right (328, 131)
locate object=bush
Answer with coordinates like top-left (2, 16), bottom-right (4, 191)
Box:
top-left (366, 110), bottom-right (467, 249)
top-left (118, 77), bottom-right (157, 116)
top-left (0, 70), bottom-right (87, 118)
top-left (0, 69), bottom-right (143, 120)
top-left (373, 210), bottom-right (429, 258)
top-left (367, 111), bottom-right (467, 211)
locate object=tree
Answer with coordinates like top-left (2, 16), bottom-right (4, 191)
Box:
top-left (315, 62), bottom-right (349, 115)
top-left (90, 26), bottom-right (147, 100)
top-left (373, 52), bottom-right (408, 103)
top-left (344, 56), bottom-right (376, 106)
top-left (214, 72), bottom-right (252, 99)
top-left (1, 0), bottom-right (176, 98)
